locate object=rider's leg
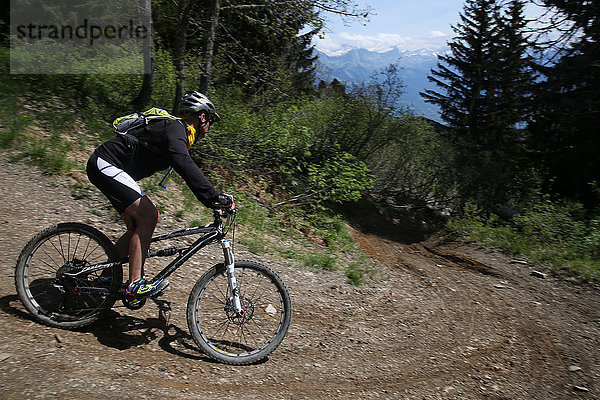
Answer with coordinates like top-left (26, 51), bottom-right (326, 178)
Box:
top-left (122, 196), bottom-right (160, 283)
top-left (115, 214), bottom-right (135, 259)
top-left (97, 222), bottom-right (133, 279)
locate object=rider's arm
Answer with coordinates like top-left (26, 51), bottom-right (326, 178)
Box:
top-left (163, 121), bottom-right (221, 208)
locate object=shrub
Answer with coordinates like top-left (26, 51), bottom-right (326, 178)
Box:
top-left (584, 217), bottom-right (600, 257)
top-left (448, 198), bottom-right (600, 280)
top-left (512, 199), bottom-right (587, 260)
top-left (304, 253), bottom-right (337, 271)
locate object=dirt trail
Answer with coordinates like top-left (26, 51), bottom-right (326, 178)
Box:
top-left (0, 152), bottom-right (599, 399)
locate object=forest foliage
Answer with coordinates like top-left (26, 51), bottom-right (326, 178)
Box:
top-left (0, 0), bottom-right (599, 279)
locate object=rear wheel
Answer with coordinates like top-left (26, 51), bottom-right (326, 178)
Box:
top-left (187, 259), bottom-right (292, 365)
top-left (15, 223), bottom-right (122, 329)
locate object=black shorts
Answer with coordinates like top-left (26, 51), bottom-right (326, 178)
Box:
top-left (86, 153), bottom-right (144, 214)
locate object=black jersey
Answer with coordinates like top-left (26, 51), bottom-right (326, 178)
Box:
top-left (94, 118), bottom-right (220, 207)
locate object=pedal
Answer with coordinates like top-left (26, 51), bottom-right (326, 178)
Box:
top-left (120, 286), bottom-right (147, 310)
top-left (122, 296), bottom-right (146, 310)
top-left (152, 298), bottom-right (172, 323)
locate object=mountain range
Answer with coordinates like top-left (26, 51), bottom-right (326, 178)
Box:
top-left (314, 47), bottom-right (447, 121)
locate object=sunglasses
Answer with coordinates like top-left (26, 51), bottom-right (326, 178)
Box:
top-left (200, 113), bottom-right (220, 125)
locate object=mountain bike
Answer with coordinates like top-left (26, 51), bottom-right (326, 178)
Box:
top-left (14, 208), bottom-right (292, 365)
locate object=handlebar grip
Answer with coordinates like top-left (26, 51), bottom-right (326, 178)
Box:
top-left (218, 193), bottom-right (234, 206)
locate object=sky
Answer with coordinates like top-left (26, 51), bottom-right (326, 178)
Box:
top-left (314, 0), bottom-right (466, 55)
top-left (313, 0), bottom-right (547, 55)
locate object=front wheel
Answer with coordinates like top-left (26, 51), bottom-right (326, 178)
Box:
top-left (187, 259), bottom-right (292, 365)
top-left (14, 223), bottom-right (123, 329)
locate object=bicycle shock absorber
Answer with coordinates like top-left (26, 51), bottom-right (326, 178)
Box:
top-left (147, 246), bottom-right (179, 258)
top-left (222, 240), bottom-right (243, 314)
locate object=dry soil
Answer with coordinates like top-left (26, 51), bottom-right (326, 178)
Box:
top-left (0, 153), bottom-right (599, 399)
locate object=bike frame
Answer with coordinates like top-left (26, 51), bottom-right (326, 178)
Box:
top-left (148, 224), bottom-right (222, 281)
top-left (64, 210), bottom-right (244, 313)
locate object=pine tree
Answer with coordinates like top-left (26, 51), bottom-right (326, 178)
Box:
top-left (215, 0), bottom-right (320, 101)
top-left (493, 0), bottom-right (535, 131)
top-left (490, 0), bottom-right (538, 203)
top-left (421, 0), bottom-right (501, 210)
top-left (422, 0), bottom-right (500, 137)
top-left (530, 0), bottom-right (600, 210)
top-left (422, 0), bottom-right (537, 211)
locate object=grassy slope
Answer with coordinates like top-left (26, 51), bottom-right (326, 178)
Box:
top-left (3, 46), bottom-right (597, 283)
top-left (0, 47), bottom-right (377, 285)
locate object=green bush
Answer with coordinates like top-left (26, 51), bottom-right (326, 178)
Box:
top-left (512, 199), bottom-right (587, 258)
top-left (206, 89), bottom-right (374, 208)
top-left (584, 217), bottom-right (600, 257)
top-left (449, 199), bottom-right (600, 280)
top-left (345, 257), bottom-right (376, 286)
top-left (304, 253), bottom-right (337, 271)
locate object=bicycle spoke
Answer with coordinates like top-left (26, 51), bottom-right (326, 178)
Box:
top-left (188, 261), bottom-right (291, 364)
top-left (67, 233), bottom-right (72, 262)
top-left (72, 233), bottom-right (81, 258)
top-left (83, 243), bottom-right (104, 263)
top-left (16, 223), bottom-right (122, 328)
top-left (27, 279), bottom-right (55, 289)
top-left (40, 245), bottom-right (64, 267)
top-left (58, 234), bottom-right (66, 263)
top-left (28, 265), bottom-right (58, 277)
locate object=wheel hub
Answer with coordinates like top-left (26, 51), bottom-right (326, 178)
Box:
top-left (224, 298), bottom-right (255, 325)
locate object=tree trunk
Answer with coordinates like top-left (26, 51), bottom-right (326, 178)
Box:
top-left (172, 1), bottom-right (191, 114)
top-left (132, 0), bottom-right (154, 110)
top-left (172, 41), bottom-right (186, 114)
top-left (199, 0), bottom-right (220, 94)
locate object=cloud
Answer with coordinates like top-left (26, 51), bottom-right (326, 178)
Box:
top-left (314, 31), bottom-right (449, 55)
top-left (428, 30), bottom-right (447, 38)
top-left (341, 32), bottom-right (415, 52)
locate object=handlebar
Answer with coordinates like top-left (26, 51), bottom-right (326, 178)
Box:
top-left (213, 207), bottom-right (236, 234)
top-left (211, 194), bottom-right (236, 235)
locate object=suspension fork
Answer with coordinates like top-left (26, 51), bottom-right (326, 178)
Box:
top-left (221, 239), bottom-right (243, 314)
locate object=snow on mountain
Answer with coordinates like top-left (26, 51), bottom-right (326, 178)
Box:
top-left (314, 46), bottom-right (446, 121)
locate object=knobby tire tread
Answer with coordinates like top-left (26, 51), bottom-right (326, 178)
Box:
top-left (15, 222), bottom-right (122, 329)
top-left (186, 259), bottom-right (292, 365)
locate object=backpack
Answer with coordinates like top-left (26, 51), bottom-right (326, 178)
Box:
top-left (113, 107), bottom-right (181, 189)
top-left (112, 107), bottom-right (185, 153)
top-left (113, 107), bottom-right (181, 136)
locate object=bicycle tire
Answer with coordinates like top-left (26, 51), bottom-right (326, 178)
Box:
top-left (15, 222), bottom-right (122, 329)
top-left (186, 259), bottom-right (292, 365)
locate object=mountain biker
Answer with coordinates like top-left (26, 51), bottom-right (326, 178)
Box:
top-left (86, 91), bottom-right (234, 301)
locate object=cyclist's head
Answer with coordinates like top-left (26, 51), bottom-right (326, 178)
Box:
top-left (178, 91), bottom-right (221, 125)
